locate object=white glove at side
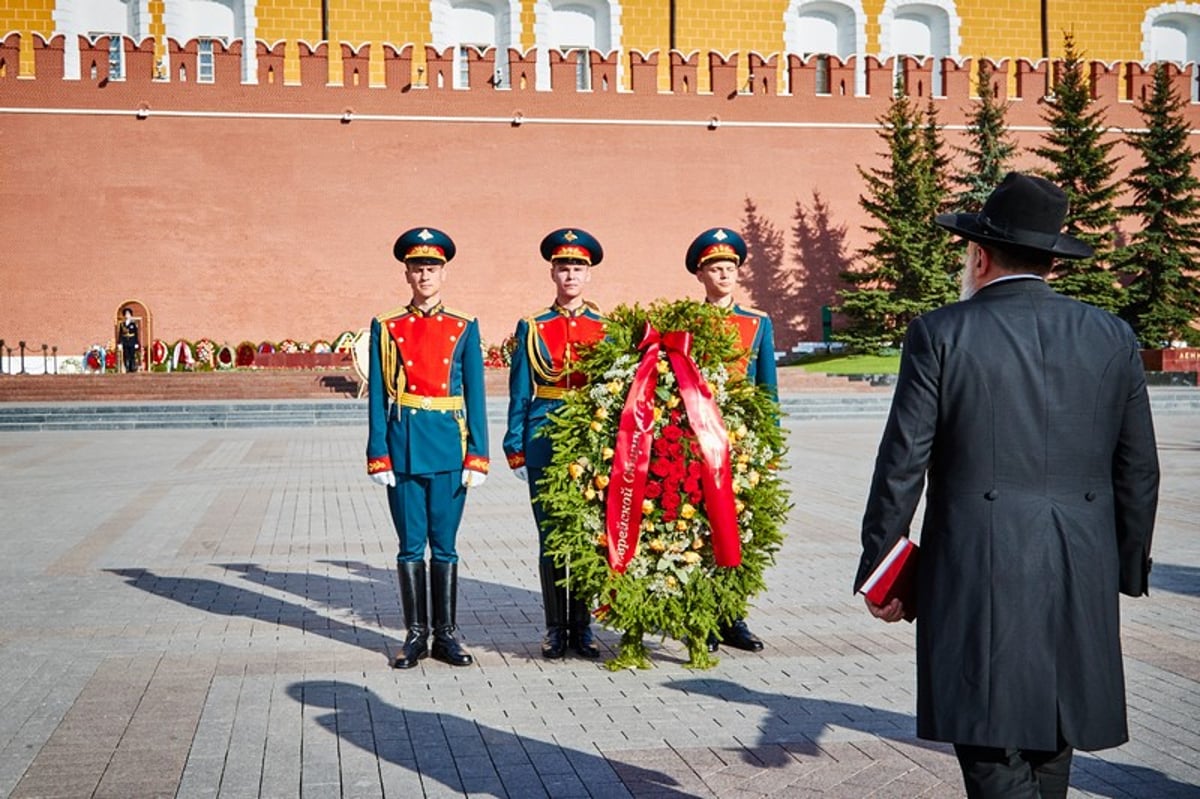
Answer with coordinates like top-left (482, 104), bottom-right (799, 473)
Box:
top-left (369, 471), bottom-right (396, 488)
top-left (513, 466), bottom-right (528, 482)
top-left (461, 469), bottom-right (487, 488)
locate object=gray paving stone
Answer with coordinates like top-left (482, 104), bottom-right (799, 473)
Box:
top-left (0, 414), bottom-right (1197, 797)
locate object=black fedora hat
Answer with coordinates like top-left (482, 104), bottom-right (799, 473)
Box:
top-left (935, 172), bottom-right (1093, 259)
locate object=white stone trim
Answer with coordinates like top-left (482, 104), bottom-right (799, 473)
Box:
top-left (533, 0), bottom-right (623, 91)
top-left (783, 0), bottom-right (867, 95)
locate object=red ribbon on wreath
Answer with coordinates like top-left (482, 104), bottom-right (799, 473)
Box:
top-left (605, 323), bottom-right (741, 572)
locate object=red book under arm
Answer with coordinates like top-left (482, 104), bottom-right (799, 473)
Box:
top-left (859, 537), bottom-right (918, 622)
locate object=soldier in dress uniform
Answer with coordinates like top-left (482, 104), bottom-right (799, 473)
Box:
top-left (119, 307), bottom-right (140, 373)
top-left (686, 227), bottom-right (778, 653)
top-left (505, 228), bottom-right (607, 659)
top-left (366, 227), bottom-right (489, 670)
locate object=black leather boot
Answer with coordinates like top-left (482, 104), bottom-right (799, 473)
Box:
top-left (392, 561), bottom-right (429, 669)
top-left (429, 561), bottom-right (473, 666)
top-left (568, 595), bottom-right (600, 658)
top-left (539, 561), bottom-right (568, 659)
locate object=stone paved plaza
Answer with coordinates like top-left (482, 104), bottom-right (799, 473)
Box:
top-left (0, 406), bottom-right (1197, 798)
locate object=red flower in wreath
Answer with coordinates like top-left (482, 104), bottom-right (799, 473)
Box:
top-left (104, 350), bottom-right (117, 369)
top-left (236, 342), bottom-right (256, 367)
top-left (151, 339), bottom-right (168, 365)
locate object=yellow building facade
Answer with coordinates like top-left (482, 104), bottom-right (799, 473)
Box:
top-left (0, 1), bottom-right (1183, 89)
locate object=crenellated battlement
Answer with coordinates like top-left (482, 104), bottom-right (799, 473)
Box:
top-left (3, 30), bottom-right (1198, 129)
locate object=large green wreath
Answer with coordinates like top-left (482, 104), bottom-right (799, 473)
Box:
top-left (538, 300), bottom-right (790, 669)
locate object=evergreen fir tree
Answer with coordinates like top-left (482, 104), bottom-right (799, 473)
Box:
top-left (920, 98), bottom-right (961, 308)
top-left (953, 59), bottom-right (1017, 213)
top-left (1113, 63), bottom-right (1200, 346)
top-left (834, 87), bottom-right (956, 350)
top-left (1034, 32), bottom-right (1123, 313)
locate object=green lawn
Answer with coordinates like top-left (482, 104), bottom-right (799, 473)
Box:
top-left (787, 353), bottom-right (901, 375)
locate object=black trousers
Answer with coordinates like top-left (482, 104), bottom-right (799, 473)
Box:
top-left (954, 739), bottom-right (1073, 799)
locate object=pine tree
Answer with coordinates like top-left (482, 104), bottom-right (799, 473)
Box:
top-left (1034, 32), bottom-right (1123, 313)
top-left (953, 59), bottom-right (1017, 213)
top-left (1113, 63), bottom-right (1200, 346)
top-left (834, 88), bottom-right (957, 350)
top-left (920, 98), bottom-right (961, 307)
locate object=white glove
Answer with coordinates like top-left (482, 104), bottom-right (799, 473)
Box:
top-left (461, 469), bottom-right (488, 488)
top-left (369, 471), bottom-right (396, 488)
top-left (513, 466), bottom-right (528, 482)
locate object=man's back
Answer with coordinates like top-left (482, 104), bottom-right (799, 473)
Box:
top-left (861, 277), bottom-right (1158, 751)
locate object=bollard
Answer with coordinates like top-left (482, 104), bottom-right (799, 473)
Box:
top-left (18, 341), bottom-right (27, 375)
top-left (51, 346), bottom-right (58, 374)
top-left (0, 338), bottom-right (4, 375)
top-left (41, 344), bottom-right (48, 375)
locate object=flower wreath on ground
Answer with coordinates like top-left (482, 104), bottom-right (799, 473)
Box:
top-left (538, 300), bottom-right (789, 670)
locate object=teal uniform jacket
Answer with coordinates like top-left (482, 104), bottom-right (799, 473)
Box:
top-left (504, 303), bottom-right (606, 470)
top-left (366, 303), bottom-right (490, 477)
top-left (726, 303), bottom-right (778, 401)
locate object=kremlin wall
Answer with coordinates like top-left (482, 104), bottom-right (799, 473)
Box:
top-left (2, 31), bottom-right (1198, 359)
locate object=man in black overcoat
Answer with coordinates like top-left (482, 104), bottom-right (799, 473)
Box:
top-left (854, 173), bottom-right (1159, 799)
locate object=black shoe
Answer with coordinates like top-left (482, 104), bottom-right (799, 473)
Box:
top-left (543, 626), bottom-right (568, 659)
top-left (570, 625), bottom-right (600, 658)
top-left (432, 631), bottom-right (473, 666)
top-left (392, 630), bottom-right (428, 669)
top-left (704, 632), bottom-right (720, 653)
top-left (721, 619), bottom-right (764, 652)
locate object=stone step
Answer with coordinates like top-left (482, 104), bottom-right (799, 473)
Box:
top-left (0, 370), bottom-right (363, 402)
top-left (1, 388), bottom-right (1194, 432)
top-left (0, 368), bottom-right (867, 403)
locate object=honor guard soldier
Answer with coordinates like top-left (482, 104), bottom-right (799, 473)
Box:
top-left (686, 227), bottom-right (779, 652)
top-left (505, 228), bottom-right (607, 659)
top-left (366, 227), bottom-right (489, 669)
top-left (119, 307), bottom-right (140, 373)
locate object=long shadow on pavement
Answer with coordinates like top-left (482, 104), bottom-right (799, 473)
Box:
top-left (668, 679), bottom-right (1200, 797)
top-left (1150, 562), bottom-right (1200, 598)
top-left (288, 679), bottom-right (698, 798)
top-left (667, 677), bottom-right (943, 767)
top-left (106, 567), bottom-right (402, 662)
top-left (221, 559), bottom-right (622, 659)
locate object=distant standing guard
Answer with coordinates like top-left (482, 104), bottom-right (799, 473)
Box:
top-left (119, 307), bottom-right (140, 373)
top-left (367, 227), bottom-right (490, 669)
top-left (505, 228), bottom-right (607, 659)
top-left (686, 227), bottom-right (778, 653)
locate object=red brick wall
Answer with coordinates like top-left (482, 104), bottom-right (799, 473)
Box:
top-left (1, 34), bottom-right (1190, 355)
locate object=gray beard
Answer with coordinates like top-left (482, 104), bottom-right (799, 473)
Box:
top-left (959, 268), bottom-right (977, 301)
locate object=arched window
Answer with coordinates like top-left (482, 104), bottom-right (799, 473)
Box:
top-left (879, 0), bottom-right (960, 97)
top-left (431, 0), bottom-right (520, 88)
top-left (784, 0), bottom-right (865, 95)
top-left (163, 0), bottom-right (258, 83)
top-left (53, 0), bottom-right (149, 80)
top-left (1143, 4), bottom-right (1200, 101)
top-left (533, 0), bottom-right (622, 90)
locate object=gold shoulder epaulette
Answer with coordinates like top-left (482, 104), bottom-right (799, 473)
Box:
top-left (441, 306), bottom-right (476, 322)
top-left (583, 300), bottom-right (604, 314)
top-left (376, 305), bottom-right (411, 323)
top-left (739, 305), bottom-right (768, 317)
